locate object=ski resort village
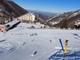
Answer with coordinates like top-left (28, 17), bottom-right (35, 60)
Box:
top-left (0, 0), bottom-right (80, 60)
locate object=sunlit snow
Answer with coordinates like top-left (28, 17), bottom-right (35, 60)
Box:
top-left (0, 23), bottom-right (80, 60)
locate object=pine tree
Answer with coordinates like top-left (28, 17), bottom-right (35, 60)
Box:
top-left (61, 19), bottom-right (68, 29)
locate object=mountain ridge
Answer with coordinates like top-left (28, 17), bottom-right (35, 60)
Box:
top-left (46, 9), bottom-right (80, 28)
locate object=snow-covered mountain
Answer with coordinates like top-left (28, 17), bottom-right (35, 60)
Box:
top-left (0, 0), bottom-right (28, 24)
top-left (46, 9), bottom-right (80, 28)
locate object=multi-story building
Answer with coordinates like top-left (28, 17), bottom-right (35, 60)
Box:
top-left (16, 12), bottom-right (36, 23)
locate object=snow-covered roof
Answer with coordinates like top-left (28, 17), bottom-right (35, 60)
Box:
top-left (5, 20), bottom-right (20, 27)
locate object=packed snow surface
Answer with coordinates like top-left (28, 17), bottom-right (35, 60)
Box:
top-left (0, 23), bottom-right (80, 60)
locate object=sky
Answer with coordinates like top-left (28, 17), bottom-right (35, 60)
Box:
top-left (13, 0), bottom-right (80, 13)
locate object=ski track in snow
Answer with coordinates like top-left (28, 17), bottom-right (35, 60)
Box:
top-left (0, 23), bottom-right (80, 60)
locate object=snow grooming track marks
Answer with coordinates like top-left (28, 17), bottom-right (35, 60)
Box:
top-left (0, 23), bottom-right (80, 60)
top-left (0, 40), bottom-right (21, 56)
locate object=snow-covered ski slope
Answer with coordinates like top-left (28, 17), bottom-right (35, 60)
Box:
top-left (0, 23), bottom-right (80, 60)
